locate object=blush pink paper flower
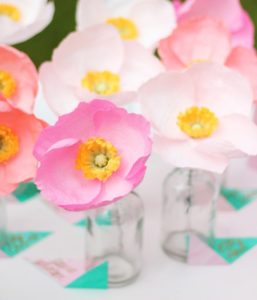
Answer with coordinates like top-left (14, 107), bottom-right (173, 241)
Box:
top-left (39, 24), bottom-right (164, 115)
top-left (0, 0), bottom-right (54, 45)
top-left (0, 104), bottom-right (46, 196)
top-left (0, 44), bottom-right (38, 113)
top-left (138, 62), bottom-right (257, 174)
top-left (34, 100), bottom-right (152, 211)
top-left (76, 0), bottom-right (176, 49)
top-left (173, 0), bottom-right (254, 48)
top-left (159, 17), bottom-right (257, 102)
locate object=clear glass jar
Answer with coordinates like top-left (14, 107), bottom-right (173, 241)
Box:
top-left (161, 168), bottom-right (220, 262)
top-left (85, 192), bottom-right (144, 288)
top-left (0, 197), bottom-right (7, 247)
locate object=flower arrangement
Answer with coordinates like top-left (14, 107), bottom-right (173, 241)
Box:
top-left (1, 0), bottom-right (257, 287)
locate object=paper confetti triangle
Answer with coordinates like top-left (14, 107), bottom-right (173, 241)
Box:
top-left (221, 187), bottom-right (257, 210)
top-left (188, 235), bottom-right (227, 265)
top-left (95, 210), bottom-right (112, 226)
top-left (66, 262), bottom-right (108, 289)
top-left (13, 181), bottom-right (40, 203)
top-left (75, 219), bottom-right (88, 227)
top-left (75, 211), bottom-right (112, 228)
top-left (207, 237), bottom-right (257, 263)
top-left (1, 231), bottom-right (51, 257)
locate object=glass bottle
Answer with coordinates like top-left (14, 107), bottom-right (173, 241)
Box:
top-left (161, 168), bottom-right (220, 262)
top-left (85, 192), bottom-right (144, 287)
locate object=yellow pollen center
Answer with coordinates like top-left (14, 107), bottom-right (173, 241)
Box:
top-left (0, 4), bottom-right (21, 22)
top-left (177, 106), bottom-right (218, 139)
top-left (81, 71), bottom-right (120, 96)
top-left (0, 125), bottom-right (19, 163)
top-left (76, 138), bottom-right (121, 182)
top-left (106, 17), bottom-right (138, 40)
top-left (0, 70), bottom-right (16, 98)
top-left (189, 59), bottom-right (209, 65)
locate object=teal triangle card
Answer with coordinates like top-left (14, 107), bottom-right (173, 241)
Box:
top-left (221, 187), bottom-right (257, 210)
top-left (75, 219), bottom-right (88, 227)
top-left (13, 181), bottom-right (40, 203)
top-left (66, 262), bottom-right (108, 289)
top-left (75, 211), bottom-right (112, 228)
top-left (207, 237), bottom-right (257, 263)
top-left (1, 231), bottom-right (51, 257)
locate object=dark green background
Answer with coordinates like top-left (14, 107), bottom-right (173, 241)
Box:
top-left (14, 0), bottom-right (257, 68)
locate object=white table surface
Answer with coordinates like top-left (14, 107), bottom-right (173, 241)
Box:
top-left (1, 91), bottom-right (257, 300)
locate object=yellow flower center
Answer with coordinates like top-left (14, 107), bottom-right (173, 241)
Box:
top-left (177, 106), bottom-right (218, 138)
top-left (76, 138), bottom-right (121, 182)
top-left (187, 59), bottom-right (209, 68)
top-left (106, 17), bottom-right (138, 40)
top-left (0, 125), bottom-right (19, 163)
top-left (81, 71), bottom-right (120, 96)
top-left (0, 71), bottom-right (16, 98)
top-left (0, 4), bottom-right (21, 22)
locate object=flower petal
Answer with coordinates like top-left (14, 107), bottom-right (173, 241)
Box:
top-left (199, 115), bottom-right (257, 157)
top-left (0, 45), bottom-right (38, 113)
top-left (93, 105), bottom-right (152, 176)
top-left (0, 109), bottom-right (45, 184)
top-left (39, 62), bottom-right (80, 115)
top-left (76, 0), bottom-right (109, 31)
top-left (175, 0), bottom-right (254, 48)
top-left (226, 46), bottom-right (257, 102)
top-left (178, 0), bottom-right (243, 31)
top-left (129, 0), bottom-right (176, 48)
top-left (159, 17), bottom-right (231, 69)
top-left (34, 100), bottom-right (117, 161)
top-left (35, 143), bottom-right (102, 211)
top-left (0, 167), bottom-right (18, 196)
top-left (52, 24), bottom-right (124, 85)
top-left (120, 41), bottom-right (164, 91)
top-left (2, 2), bottom-right (54, 45)
top-left (231, 11), bottom-right (254, 48)
top-left (138, 71), bottom-right (195, 140)
top-left (91, 173), bottom-right (133, 209)
top-left (186, 62), bottom-right (253, 117)
top-left (154, 134), bottom-right (229, 173)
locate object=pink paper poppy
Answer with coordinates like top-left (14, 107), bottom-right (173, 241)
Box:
top-left (159, 17), bottom-right (257, 102)
top-left (0, 104), bottom-right (46, 196)
top-left (34, 99), bottom-right (152, 211)
top-left (138, 62), bottom-right (257, 174)
top-left (0, 44), bottom-right (38, 113)
top-left (173, 0), bottom-right (254, 48)
top-left (39, 24), bottom-right (164, 115)
top-left (76, 0), bottom-right (176, 49)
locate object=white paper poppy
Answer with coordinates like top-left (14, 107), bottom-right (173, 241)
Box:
top-left (76, 0), bottom-right (176, 49)
top-left (0, 0), bottom-right (54, 45)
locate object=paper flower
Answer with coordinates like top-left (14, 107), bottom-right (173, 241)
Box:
top-left (138, 63), bottom-right (257, 173)
top-left (34, 100), bottom-right (152, 211)
top-left (0, 44), bottom-right (38, 113)
top-left (0, 104), bottom-right (46, 196)
top-left (173, 0), bottom-right (254, 48)
top-left (0, 0), bottom-right (54, 45)
top-left (159, 17), bottom-right (257, 101)
top-left (40, 24), bottom-right (164, 115)
top-left (76, 0), bottom-right (176, 49)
